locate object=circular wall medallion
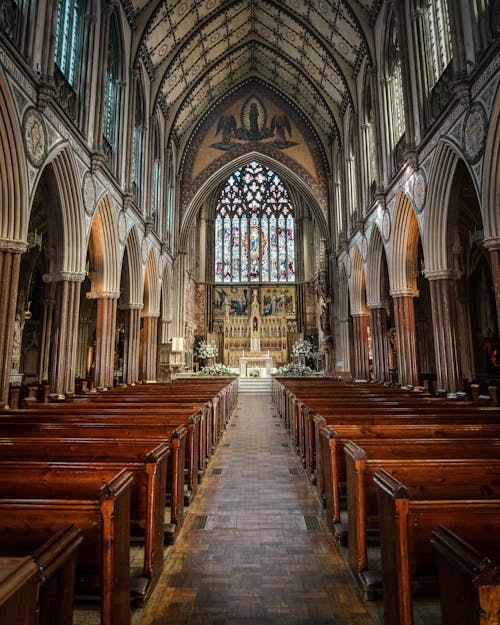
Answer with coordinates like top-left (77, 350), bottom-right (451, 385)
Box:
top-left (462, 102), bottom-right (487, 164)
top-left (412, 169), bottom-right (427, 212)
top-left (82, 171), bottom-right (96, 216)
top-left (141, 237), bottom-right (149, 264)
top-left (22, 107), bottom-right (47, 167)
top-left (360, 236), bottom-right (368, 262)
top-left (344, 253), bottom-right (352, 279)
top-left (381, 210), bottom-right (391, 242)
top-left (118, 210), bottom-right (127, 244)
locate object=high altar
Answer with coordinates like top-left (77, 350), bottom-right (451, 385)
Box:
top-left (212, 286), bottom-right (297, 374)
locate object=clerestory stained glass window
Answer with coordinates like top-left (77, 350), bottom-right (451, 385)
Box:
top-left (214, 161), bottom-right (295, 283)
top-left (54, 0), bottom-right (83, 88)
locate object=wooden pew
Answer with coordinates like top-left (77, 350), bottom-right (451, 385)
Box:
top-left (374, 467), bottom-right (500, 625)
top-left (317, 425), bottom-right (500, 527)
top-left (0, 557), bottom-right (38, 625)
top-left (343, 440), bottom-right (500, 596)
top-left (431, 525), bottom-right (500, 625)
top-left (0, 525), bottom-right (82, 625)
top-left (0, 466), bottom-right (134, 625)
top-left (0, 436), bottom-right (173, 602)
top-left (0, 407), bottom-right (202, 498)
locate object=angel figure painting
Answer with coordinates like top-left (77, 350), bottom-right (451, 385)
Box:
top-left (210, 98), bottom-right (299, 151)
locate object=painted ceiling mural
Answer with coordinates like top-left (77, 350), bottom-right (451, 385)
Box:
top-left (125, 0), bottom-right (382, 149)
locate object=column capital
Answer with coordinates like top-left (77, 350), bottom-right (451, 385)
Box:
top-left (483, 237), bottom-right (500, 252)
top-left (390, 288), bottom-right (419, 298)
top-left (118, 302), bottom-right (143, 310)
top-left (43, 271), bottom-right (86, 283)
top-left (0, 238), bottom-right (28, 254)
top-left (367, 301), bottom-right (387, 310)
top-left (424, 269), bottom-right (459, 281)
top-left (86, 290), bottom-right (121, 300)
top-left (141, 311), bottom-right (160, 319)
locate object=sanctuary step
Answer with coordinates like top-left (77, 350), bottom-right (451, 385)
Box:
top-left (237, 377), bottom-right (273, 394)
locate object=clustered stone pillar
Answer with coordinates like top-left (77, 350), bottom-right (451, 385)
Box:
top-left (338, 314), bottom-right (352, 374)
top-left (393, 292), bottom-right (419, 388)
top-left (370, 305), bottom-right (390, 383)
top-left (428, 274), bottom-right (462, 397)
top-left (141, 313), bottom-right (159, 383)
top-left (487, 244), bottom-right (500, 333)
top-left (93, 294), bottom-right (118, 390)
top-left (122, 303), bottom-right (142, 385)
top-left (49, 273), bottom-right (84, 398)
top-left (0, 240), bottom-right (26, 407)
top-left (352, 312), bottom-right (370, 381)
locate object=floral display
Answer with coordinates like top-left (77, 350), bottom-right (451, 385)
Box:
top-left (199, 363), bottom-right (233, 376)
top-left (275, 363), bottom-right (313, 377)
top-left (291, 339), bottom-right (314, 358)
top-left (196, 340), bottom-right (218, 360)
top-left (248, 367), bottom-right (262, 377)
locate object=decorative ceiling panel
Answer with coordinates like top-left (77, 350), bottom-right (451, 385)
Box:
top-left (132, 1), bottom-right (382, 144)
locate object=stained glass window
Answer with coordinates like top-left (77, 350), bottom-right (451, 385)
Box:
top-left (103, 11), bottom-right (121, 146)
top-left (428, 0), bottom-right (452, 85)
top-left (54, 0), bottom-right (82, 88)
top-left (214, 161), bottom-right (295, 283)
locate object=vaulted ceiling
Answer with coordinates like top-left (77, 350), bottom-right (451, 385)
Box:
top-left (125, 0), bottom-right (381, 148)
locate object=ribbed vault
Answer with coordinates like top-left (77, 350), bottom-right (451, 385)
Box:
top-left (128, 0), bottom-right (380, 147)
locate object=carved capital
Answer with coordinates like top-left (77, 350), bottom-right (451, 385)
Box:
top-left (0, 238), bottom-right (28, 254)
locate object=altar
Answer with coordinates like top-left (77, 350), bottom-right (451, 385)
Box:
top-left (239, 356), bottom-right (273, 377)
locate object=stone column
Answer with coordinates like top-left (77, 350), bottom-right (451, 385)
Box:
top-left (428, 273), bottom-right (462, 397)
top-left (0, 240), bottom-right (26, 407)
top-left (141, 313), bottom-right (159, 383)
top-left (38, 287), bottom-right (56, 383)
top-left (351, 313), bottom-right (370, 381)
top-left (393, 293), bottom-right (419, 388)
top-left (49, 273), bottom-right (84, 398)
top-left (92, 293), bottom-right (118, 390)
top-left (122, 303), bottom-right (142, 385)
top-left (485, 242), bottom-right (500, 335)
top-left (369, 304), bottom-right (390, 383)
top-left (337, 315), bottom-right (352, 375)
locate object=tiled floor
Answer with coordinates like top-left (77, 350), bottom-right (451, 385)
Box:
top-left (137, 390), bottom-right (379, 625)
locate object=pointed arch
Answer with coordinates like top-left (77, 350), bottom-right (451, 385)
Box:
top-left (390, 190), bottom-right (422, 295)
top-left (424, 140), bottom-right (478, 274)
top-left (366, 223), bottom-right (388, 306)
top-left (0, 69), bottom-right (29, 241)
top-left (87, 194), bottom-right (120, 294)
top-left (143, 248), bottom-right (160, 315)
top-left (482, 82), bottom-right (500, 243)
top-left (45, 147), bottom-right (87, 274)
top-left (349, 245), bottom-right (367, 314)
top-left (180, 151), bottom-right (329, 251)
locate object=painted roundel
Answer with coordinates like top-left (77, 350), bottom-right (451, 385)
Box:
top-left (412, 169), bottom-right (427, 212)
top-left (462, 102), bottom-right (487, 164)
top-left (82, 171), bottom-right (96, 216)
top-left (360, 236), bottom-right (368, 262)
top-left (22, 107), bottom-right (47, 167)
top-left (381, 210), bottom-right (391, 242)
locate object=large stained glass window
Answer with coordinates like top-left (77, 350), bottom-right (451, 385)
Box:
top-left (215, 161), bottom-right (295, 283)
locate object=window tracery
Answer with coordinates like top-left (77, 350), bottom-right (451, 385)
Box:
top-left (214, 161), bottom-right (295, 284)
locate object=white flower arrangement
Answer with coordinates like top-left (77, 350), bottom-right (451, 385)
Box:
top-left (196, 340), bottom-right (218, 360)
top-left (291, 339), bottom-right (314, 358)
top-left (199, 363), bottom-right (233, 376)
top-left (248, 367), bottom-right (262, 378)
top-left (275, 363), bottom-right (314, 377)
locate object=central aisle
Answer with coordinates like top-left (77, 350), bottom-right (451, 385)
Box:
top-left (139, 387), bottom-right (377, 625)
